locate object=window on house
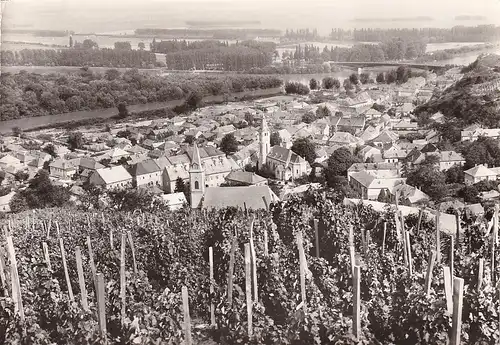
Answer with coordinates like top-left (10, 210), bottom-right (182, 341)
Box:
top-left (195, 181), bottom-right (199, 189)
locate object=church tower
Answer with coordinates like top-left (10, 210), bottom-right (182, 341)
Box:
top-left (189, 144), bottom-right (205, 209)
top-left (259, 116), bottom-right (270, 169)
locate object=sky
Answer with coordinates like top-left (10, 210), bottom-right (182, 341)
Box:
top-left (2, 0), bottom-right (500, 34)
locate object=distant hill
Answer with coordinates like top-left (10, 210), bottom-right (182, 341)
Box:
top-left (416, 54), bottom-right (500, 131)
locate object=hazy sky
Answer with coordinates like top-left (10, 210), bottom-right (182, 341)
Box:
top-left (3, 0), bottom-right (500, 34)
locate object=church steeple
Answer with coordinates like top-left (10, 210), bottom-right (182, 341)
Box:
top-left (259, 116), bottom-right (270, 168)
top-left (189, 143), bottom-right (205, 208)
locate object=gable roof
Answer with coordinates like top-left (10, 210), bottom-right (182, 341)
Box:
top-left (49, 159), bottom-right (77, 170)
top-left (464, 165), bottom-right (497, 177)
top-left (94, 166), bottom-right (132, 184)
top-left (128, 159), bottom-right (161, 176)
top-left (225, 171), bottom-right (267, 185)
top-left (202, 186), bottom-right (279, 210)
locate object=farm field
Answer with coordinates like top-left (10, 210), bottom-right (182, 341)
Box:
top-left (0, 191), bottom-right (498, 344)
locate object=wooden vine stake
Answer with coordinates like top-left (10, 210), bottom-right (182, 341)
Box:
top-left (416, 208), bottom-right (423, 234)
top-left (455, 210), bottom-right (461, 243)
top-left (443, 266), bottom-right (453, 314)
top-left (109, 228), bottom-right (114, 251)
top-left (425, 250), bottom-right (437, 296)
top-left (75, 247), bottom-right (88, 311)
top-left (450, 235), bottom-right (454, 290)
top-left (382, 222), bottom-right (387, 255)
top-left (42, 242), bottom-right (51, 271)
top-left (59, 238), bottom-right (74, 301)
top-left (227, 230), bottom-right (237, 306)
top-left (297, 231), bottom-right (307, 312)
top-left (0, 246), bottom-right (8, 297)
top-left (120, 234), bottom-right (126, 326)
top-left (127, 231), bottom-right (138, 276)
top-left (450, 277), bottom-right (464, 345)
top-left (353, 265), bottom-right (361, 340)
top-left (406, 231), bottom-right (412, 277)
top-left (244, 244), bottom-right (253, 338)
top-left (249, 216), bottom-right (258, 303)
top-left (86, 236), bottom-right (98, 297)
top-left (314, 218), bottom-right (320, 258)
top-left (209, 247), bottom-right (215, 327)
top-left (182, 286), bottom-right (192, 345)
top-left (492, 205), bottom-right (498, 285)
top-left (477, 258), bottom-right (484, 292)
top-left (6, 236), bottom-right (24, 321)
top-left (96, 273), bottom-right (107, 343)
top-left (263, 229), bottom-right (269, 257)
top-left (436, 212), bottom-right (441, 263)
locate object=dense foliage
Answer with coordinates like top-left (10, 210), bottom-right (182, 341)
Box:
top-left (0, 69), bottom-right (283, 121)
top-left (0, 190), bottom-right (498, 344)
top-left (330, 25), bottom-right (500, 43)
top-left (1, 48), bottom-right (159, 68)
top-left (135, 28), bottom-right (281, 40)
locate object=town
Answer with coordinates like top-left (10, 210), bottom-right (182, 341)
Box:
top-left (0, 59), bottom-right (495, 220)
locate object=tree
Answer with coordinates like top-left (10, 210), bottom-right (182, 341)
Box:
top-left (406, 163), bottom-right (447, 201)
top-left (270, 132), bottom-right (281, 147)
top-left (175, 177), bottom-right (186, 193)
top-left (117, 103), bottom-right (129, 119)
top-left (68, 131), bottom-right (84, 150)
top-left (43, 144), bottom-right (58, 158)
top-left (186, 91), bottom-right (203, 110)
top-left (445, 165), bottom-right (465, 184)
top-left (9, 193), bottom-right (28, 213)
top-left (459, 185), bottom-right (480, 203)
top-left (360, 72), bottom-right (370, 84)
top-left (12, 126), bottom-right (22, 137)
top-left (349, 73), bottom-right (359, 85)
top-left (376, 72), bottom-right (385, 83)
top-left (82, 39), bottom-right (98, 50)
top-left (302, 112), bottom-right (316, 124)
top-left (343, 79), bottom-right (354, 91)
top-left (322, 77), bottom-right (336, 89)
top-left (291, 137), bottom-right (316, 165)
top-left (377, 189), bottom-right (392, 203)
top-left (309, 78), bottom-right (318, 90)
top-left (184, 135), bottom-right (195, 145)
top-left (105, 69), bottom-right (121, 81)
top-left (285, 82), bottom-right (310, 95)
top-left (316, 105), bottom-right (331, 119)
top-left (14, 171), bottom-right (29, 182)
top-left (138, 42), bottom-right (146, 50)
top-left (114, 42), bottom-right (132, 50)
top-left (244, 112), bottom-right (254, 126)
top-left (220, 133), bottom-right (238, 155)
top-left (323, 147), bottom-right (361, 187)
top-left (386, 70), bottom-right (397, 84)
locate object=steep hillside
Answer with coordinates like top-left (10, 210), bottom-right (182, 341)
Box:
top-left (416, 54), bottom-right (500, 129)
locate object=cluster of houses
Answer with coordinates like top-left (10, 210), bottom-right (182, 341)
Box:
top-left (0, 67), bottom-right (477, 213)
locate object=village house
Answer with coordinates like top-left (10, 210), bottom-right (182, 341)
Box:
top-left (0, 191), bottom-right (15, 213)
top-left (464, 165), bottom-right (499, 185)
top-left (329, 132), bottom-right (364, 148)
top-left (128, 160), bottom-right (162, 188)
top-left (49, 159), bottom-right (77, 180)
top-left (391, 183), bottom-right (429, 206)
top-left (277, 129), bottom-right (292, 149)
top-left (406, 149), bottom-right (465, 171)
top-left (357, 145), bottom-right (382, 162)
top-left (369, 130), bottom-right (399, 147)
top-left (89, 166), bottom-right (133, 190)
top-left (201, 185), bottom-right (279, 210)
top-left (349, 170), bottom-right (406, 200)
top-left (347, 162), bottom-right (401, 182)
top-left (0, 154), bottom-right (23, 171)
top-left (161, 192), bottom-right (187, 211)
top-left (461, 126), bottom-right (500, 142)
top-left (266, 146), bottom-right (311, 181)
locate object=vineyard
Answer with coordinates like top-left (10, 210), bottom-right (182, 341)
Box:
top-left (0, 191), bottom-right (499, 345)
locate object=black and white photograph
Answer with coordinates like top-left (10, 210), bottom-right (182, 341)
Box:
top-left (0, 0), bottom-right (500, 343)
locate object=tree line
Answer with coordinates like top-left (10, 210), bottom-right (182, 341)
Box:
top-left (283, 28), bottom-right (320, 41)
top-left (163, 46), bottom-right (272, 71)
top-left (134, 28), bottom-right (281, 39)
top-left (1, 48), bottom-right (159, 68)
top-left (329, 25), bottom-right (500, 42)
top-left (0, 69), bottom-right (283, 121)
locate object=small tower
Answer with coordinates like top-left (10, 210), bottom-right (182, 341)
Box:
top-left (259, 116), bottom-right (270, 169)
top-left (189, 144), bottom-right (205, 209)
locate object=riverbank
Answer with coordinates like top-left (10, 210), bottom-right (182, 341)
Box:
top-left (0, 87), bottom-right (283, 134)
